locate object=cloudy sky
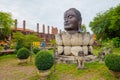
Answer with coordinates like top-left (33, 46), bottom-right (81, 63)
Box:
top-left (0, 0), bottom-right (120, 33)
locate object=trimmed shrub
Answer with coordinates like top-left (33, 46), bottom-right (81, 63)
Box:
top-left (15, 39), bottom-right (23, 54)
top-left (112, 37), bottom-right (120, 48)
top-left (35, 50), bottom-right (54, 70)
top-left (105, 54), bottom-right (120, 72)
top-left (17, 47), bottom-right (30, 59)
top-left (32, 47), bottom-right (40, 54)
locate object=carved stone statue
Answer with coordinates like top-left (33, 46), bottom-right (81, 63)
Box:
top-left (64, 8), bottom-right (82, 33)
top-left (77, 51), bottom-right (85, 69)
top-left (55, 8), bottom-right (97, 64)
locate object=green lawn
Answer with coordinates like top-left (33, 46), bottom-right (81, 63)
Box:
top-left (0, 49), bottom-right (119, 80)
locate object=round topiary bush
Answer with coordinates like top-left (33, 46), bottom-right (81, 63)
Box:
top-left (17, 47), bottom-right (31, 59)
top-left (105, 54), bottom-right (120, 72)
top-left (32, 47), bottom-right (40, 54)
top-left (35, 50), bottom-right (54, 70)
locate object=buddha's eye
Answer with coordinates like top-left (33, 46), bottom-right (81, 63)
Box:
top-left (68, 15), bottom-right (73, 19)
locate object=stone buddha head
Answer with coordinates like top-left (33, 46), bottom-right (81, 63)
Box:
top-left (64, 8), bottom-right (82, 32)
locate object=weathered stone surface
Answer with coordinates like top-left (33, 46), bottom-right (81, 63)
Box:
top-left (89, 34), bottom-right (94, 45)
top-left (87, 55), bottom-right (98, 60)
top-left (71, 46), bottom-right (82, 56)
top-left (62, 32), bottom-right (71, 46)
top-left (55, 33), bottom-right (63, 46)
top-left (83, 33), bottom-right (90, 45)
top-left (107, 48), bottom-right (113, 54)
top-left (82, 46), bottom-right (88, 56)
top-left (56, 55), bottom-right (77, 64)
top-left (64, 8), bottom-right (82, 32)
top-left (85, 55), bottom-right (98, 62)
top-left (98, 51), bottom-right (105, 63)
top-left (78, 33), bottom-right (83, 45)
top-left (57, 46), bottom-right (64, 55)
top-left (64, 46), bottom-right (71, 55)
top-left (102, 47), bottom-right (108, 54)
top-left (71, 33), bottom-right (79, 46)
top-left (55, 55), bottom-right (98, 64)
top-left (88, 46), bottom-right (93, 53)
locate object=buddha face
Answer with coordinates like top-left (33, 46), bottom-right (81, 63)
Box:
top-left (64, 10), bottom-right (80, 31)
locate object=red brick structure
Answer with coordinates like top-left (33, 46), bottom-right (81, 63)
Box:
top-left (23, 20), bottom-right (26, 32)
top-left (52, 27), bottom-right (58, 34)
top-left (12, 19), bottom-right (58, 43)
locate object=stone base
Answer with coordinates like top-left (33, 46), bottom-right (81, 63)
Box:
top-left (18, 59), bottom-right (27, 64)
top-left (55, 55), bottom-right (98, 64)
top-left (84, 55), bottom-right (98, 62)
top-left (38, 69), bottom-right (51, 80)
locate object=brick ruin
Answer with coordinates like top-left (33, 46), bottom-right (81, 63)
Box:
top-left (12, 19), bottom-right (59, 45)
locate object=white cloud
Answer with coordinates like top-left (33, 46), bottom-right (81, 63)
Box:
top-left (0, 0), bottom-right (120, 33)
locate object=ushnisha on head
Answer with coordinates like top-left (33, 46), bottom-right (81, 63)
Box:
top-left (64, 8), bottom-right (82, 32)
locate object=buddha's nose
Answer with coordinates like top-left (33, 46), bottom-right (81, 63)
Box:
top-left (64, 18), bottom-right (68, 23)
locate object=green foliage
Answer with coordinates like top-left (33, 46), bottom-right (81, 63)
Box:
top-left (23, 42), bottom-right (31, 50)
top-left (32, 47), bottom-right (40, 54)
top-left (105, 54), bottom-right (120, 72)
top-left (50, 39), bottom-right (56, 47)
top-left (17, 47), bottom-right (30, 59)
top-left (35, 50), bottom-right (54, 70)
top-left (112, 37), bottom-right (120, 48)
top-left (89, 4), bottom-right (120, 40)
top-left (15, 39), bottom-right (23, 54)
top-left (101, 39), bottom-right (114, 49)
top-left (0, 11), bottom-right (14, 40)
top-left (0, 33), bottom-right (4, 40)
top-left (0, 46), bottom-right (4, 50)
top-left (13, 32), bottom-right (25, 42)
top-left (13, 32), bottom-right (40, 50)
top-left (81, 24), bottom-right (87, 33)
top-left (100, 37), bottom-right (120, 50)
top-left (9, 44), bottom-right (16, 49)
top-left (16, 39), bottom-right (23, 50)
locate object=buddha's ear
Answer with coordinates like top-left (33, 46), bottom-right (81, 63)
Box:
top-left (79, 20), bottom-right (82, 26)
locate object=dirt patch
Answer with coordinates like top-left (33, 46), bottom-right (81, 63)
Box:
top-left (0, 57), bottom-right (37, 80)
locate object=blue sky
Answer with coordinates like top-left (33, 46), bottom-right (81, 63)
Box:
top-left (0, 0), bottom-right (120, 33)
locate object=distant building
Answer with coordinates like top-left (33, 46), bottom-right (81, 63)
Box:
top-left (12, 19), bottom-right (58, 44)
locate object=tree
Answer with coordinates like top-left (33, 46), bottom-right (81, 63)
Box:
top-left (13, 32), bottom-right (40, 49)
top-left (0, 11), bottom-right (14, 40)
top-left (15, 39), bottom-right (23, 54)
top-left (12, 32), bottom-right (25, 42)
top-left (89, 4), bottom-right (120, 40)
top-left (81, 24), bottom-right (87, 33)
top-left (24, 33), bottom-right (41, 49)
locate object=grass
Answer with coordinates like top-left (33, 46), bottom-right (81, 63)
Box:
top-left (92, 46), bottom-right (101, 56)
top-left (113, 48), bottom-right (120, 54)
top-left (0, 49), bottom-right (119, 80)
top-left (45, 62), bottom-right (118, 80)
top-left (0, 54), bottom-right (16, 61)
top-left (93, 46), bottom-right (120, 55)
